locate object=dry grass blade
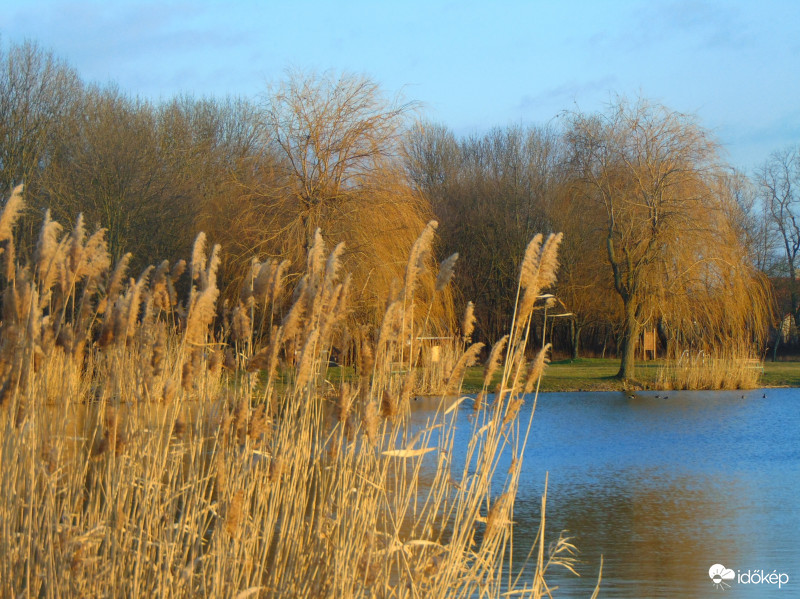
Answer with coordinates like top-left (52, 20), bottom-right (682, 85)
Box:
top-left (382, 447), bottom-right (436, 458)
top-left (590, 556), bottom-right (604, 599)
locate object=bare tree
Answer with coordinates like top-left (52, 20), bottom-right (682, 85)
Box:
top-left (255, 72), bottom-right (447, 326)
top-left (564, 98), bottom-right (768, 380)
top-left (160, 95), bottom-right (273, 292)
top-left (407, 122), bottom-right (558, 343)
top-left (40, 86), bottom-right (199, 268)
top-left (721, 168), bottom-right (776, 274)
top-left (756, 146), bottom-right (800, 323)
top-left (0, 40), bottom-right (80, 198)
top-left (262, 71), bottom-right (416, 245)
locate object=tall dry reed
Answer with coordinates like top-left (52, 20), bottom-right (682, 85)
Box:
top-left (0, 185), bottom-right (595, 597)
top-left (656, 345), bottom-right (763, 390)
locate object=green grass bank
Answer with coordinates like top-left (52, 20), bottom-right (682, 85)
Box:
top-left (457, 358), bottom-right (800, 393)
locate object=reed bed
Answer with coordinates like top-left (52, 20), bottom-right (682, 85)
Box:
top-left (655, 347), bottom-right (763, 390)
top-left (0, 185), bottom-right (595, 597)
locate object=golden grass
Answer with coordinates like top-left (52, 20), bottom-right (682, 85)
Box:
top-left (0, 185), bottom-right (594, 597)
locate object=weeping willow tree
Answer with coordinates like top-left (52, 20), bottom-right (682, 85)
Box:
top-left (211, 71), bottom-right (453, 332)
top-left (650, 174), bottom-right (771, 354)
top-left (564, 97), bottom-right (770, 381)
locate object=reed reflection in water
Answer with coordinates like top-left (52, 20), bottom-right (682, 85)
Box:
top-left (412, 388), bottom-right (800, 597)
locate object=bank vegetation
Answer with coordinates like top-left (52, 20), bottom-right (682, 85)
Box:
top-left (0, 38), bottom-right (784, 383)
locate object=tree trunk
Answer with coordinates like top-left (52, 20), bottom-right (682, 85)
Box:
top-left (787, 257), bottom-right (799, 328)
top-left (570, 320), bottom-right (582, 360)
top-left (617, 302), bottom-right (640, 380)
top-left (772, 326), bottom-right (781, 362)
top-left (601, 328), bottom-right (608, 358)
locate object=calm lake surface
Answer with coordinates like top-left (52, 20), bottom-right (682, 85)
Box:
top-left (416, 388), bottom-right (800, 598)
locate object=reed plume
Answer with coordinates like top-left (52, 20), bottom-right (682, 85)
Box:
top-left (75, 227), bottom-right (111, 283)
top-left (171, 258), bottom-right (186, 281)
top-left (151, 260), bottom-right (171, 312)
top-left (435, 252), bottom-right (458, 292)
top-left (363, 400), bottom-right (380, 447)
top-left (377, 300), bottom-right (403, 350)
top-left (484, 492), bottom-right (512, 541)
top-left (307, 228), bottom-right (326, 279)
top-left (483, 334), bottom-right (509, 388)
top-left (519, 234), bottom-right (544, 291)
top-left (225, 489), bottom-right (245, 537)
top-left (120, 267), bottom-right (152, 346)
top-left (522, 343), bottom-right (551, 394)
top-left (0, 185), bottom-right (24, 281)
top-left (182, 357), bottom-right (195, 392)
top-left (190, 232), bottom-right (208, 282)
top-left (34, 210), bottom-right (64, 297)
top-left (445, 341), bottom-right (484, 394)
top-left (66, 214), bottom-right (86, 276)
top-left (246, 345), bottom-right (270, 372)
top-left (151, 324), bottom-right (166, 378)
top-left (0, 184), bottom-right (24, 244)
top-left (223, 348), bottom-right (237, 371)
top-left (280, 296), bottom-right (305, 341)
top-left (294, 329), bottom-right (320, 389)
top-left (325, 241), bottom-right (346, 288)
top-left (101, 253), bottom-right (132, 313)
top-left (231, 302), bottom-right (253, 344)
top-left (515, 232), bottom-right (564, 335)
top-left (248, 405), bottom-right (271, 441)
top-left (335, 382), bottom-right (354, 430)
top-left (185, 243), bottom-right (221, 347)
top-left (269, 259), bottom-right (290, 310)
top-left (380, 388), bottom-right (398, 421)
top-left (462, 301), bottom-right (476, 340)
top-left (403, 220), bottom-right (437, 300)
top-left (358, 334), bottom-right (375, 377)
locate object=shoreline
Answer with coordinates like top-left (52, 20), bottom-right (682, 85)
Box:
top-left (457, 359), bottom-right (800, 393)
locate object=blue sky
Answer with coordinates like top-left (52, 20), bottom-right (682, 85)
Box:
top-left (2, 0), bottom-right (799, 172)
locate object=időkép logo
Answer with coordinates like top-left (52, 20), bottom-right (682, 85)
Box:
top-left (709, 563), bottom-right (789, 590)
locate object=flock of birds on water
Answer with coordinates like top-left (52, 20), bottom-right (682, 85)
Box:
top-left (626, 392), bottom-right (768, 400)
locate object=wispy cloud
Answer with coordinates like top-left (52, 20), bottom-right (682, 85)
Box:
top-left (630, 0), bottom-right (753, 52)
top-left (5, 1), bottom-right (261, 95)
top-left (516, 76), bottom-right (618, 116)
top-left (718, 108), bottom-right (800, 169)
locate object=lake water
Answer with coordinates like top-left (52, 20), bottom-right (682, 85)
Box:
top-left (419, 388), bottom-right (800, 597)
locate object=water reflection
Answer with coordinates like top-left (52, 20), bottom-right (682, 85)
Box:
top-left (418, 389), bottom-right (800, 597)
top-left (516, 469), bottom-right (753, 596)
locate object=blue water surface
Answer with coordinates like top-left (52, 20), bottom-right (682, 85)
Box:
top-left (419, 388), bottom-right (800, 598)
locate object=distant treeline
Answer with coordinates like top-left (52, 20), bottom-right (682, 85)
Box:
top-left (2, 39), bottom-right (796, 368)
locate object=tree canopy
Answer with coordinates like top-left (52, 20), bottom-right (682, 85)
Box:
top-left (562, 98), bottom-right (769, 379)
